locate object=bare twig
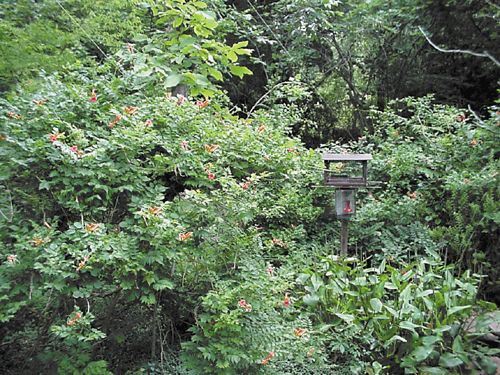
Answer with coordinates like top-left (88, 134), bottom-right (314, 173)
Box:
top-left (418, 26), bottom-right (500, 67)
top-left (246, 81), bottom-right (298, 118)
top-left (247, 0), bottom-right (292, 59)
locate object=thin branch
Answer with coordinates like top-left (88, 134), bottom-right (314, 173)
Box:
top-left (246, 81), bottom-right (298, 118)
top-left (418, 26), bottom-right (500, 67)
top-left (247, 0), bottom-right (292, 59)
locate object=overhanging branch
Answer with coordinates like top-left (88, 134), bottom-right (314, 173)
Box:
top-left (418, 26), bottom-right (499, 67)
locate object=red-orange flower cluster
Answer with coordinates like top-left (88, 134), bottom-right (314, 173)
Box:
top-left (89, 89), bottom-right (97, 103)
top-left (76, 255), bottom-right (90, 272)
top-left (49, 132), bottom-right (62, 143)
top-left (196, 99), bottom-right (209, 109)
top-left (177, 95), bottom-right (186, 106)
top-left (283, 293), bottom-right (291, 308)
top-left (85, 223), bottom-right (100, 232)
top-left (69, 145), bottom-right (83, 156)
top-left (261, 351), bottom-right (275, 365)
top-left (108, 114), bottom-right (122, 128)
top-left (124, 106), bottom-right (139, 116)
top-left (238, 299), bottom-right (252, 312)
top-left (178, 232), bottom-right (193, 241)
top-left (33, 99), bottom-right (48, 106)
top-left (31, 237), bottom-right (45, 247)
top-left (204, 144), bottom-right (219, 153)
top-left (294, 328), bottom-right (307, 337)
top-left (148, 206), bottom-right (162, 216)
top-left (271, 238), bottom-right (287, 248)
top-left (7, 111), bottom-right (21, 119)
top-left (240, 181), bottom-right (251, 190)
top-left (67, 312), bottom-right (82, 326)
top-left (266, 264), bottom-right (274, 276)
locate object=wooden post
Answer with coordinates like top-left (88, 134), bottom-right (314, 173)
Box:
top-left (340, 220), bottom-right (348, 255)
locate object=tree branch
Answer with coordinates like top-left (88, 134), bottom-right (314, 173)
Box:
top-left (418, 26), bottom-right (499, 67)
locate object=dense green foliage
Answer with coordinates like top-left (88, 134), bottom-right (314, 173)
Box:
top-left (0, 0), bottom-right (498, 374)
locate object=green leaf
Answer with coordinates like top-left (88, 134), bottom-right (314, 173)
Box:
top-left (384, 335), bottom-right (407, 347)
top-left (311, 274), bottom-right (323, 292)
top-left (412, 345), bottom-right (434, 362)
top-left (39, 180), bottom-right (50, 190)
top-left (303, 294), bottom-right (320, 306)
top-left (400, 321), bottom-right (422, 334)
top-left (447, 305), bottom-right (471, 316)
top-left (227, 51), bottom-right (238, 63)
top-left (419, 367), bottom-right (448, 375)
top-left (165, 73), bottom-right (182, 88)
top-left (173, 17), bottom-right (183, 28)
top-left (208, 67), bottom-right (223, 81)
top-left (232, 41), bottom-right (248, 49)
top-left (335, 313), bottom-right (355, 324)
top-left (193, 1), bottom-right (208, 8)
top-left (439, 353), bottom-right (463, 368)
top-left (370, 298), bottom-right (383, 313)
top-left (422, 336), bottom-right (440, 346)
top-left (230, 65), bottom-right (252, 78)
top-left (153, 279), bottom-right (174, 291)
top-left (140, 294), bottom-right (156, 305)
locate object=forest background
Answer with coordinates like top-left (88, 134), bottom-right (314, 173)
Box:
top-left (0, 0), bottom-right (499, 374)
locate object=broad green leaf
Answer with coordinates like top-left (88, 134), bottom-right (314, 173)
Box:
top-left (420, 367), bottom-right (448, 375)
top-left (193, 1), bottom-right (208, 9)
top-left (227, 51), bottom-right (238, 62)
top-left (447, 305), bottom-right (471, 316)
top-left (384, 335), bottom-right (407, 347)
top-left (164, 73), bottom-right (182, 88)
top-left (303, 294), bottom-right (320, 306)
top-left (422, 336), bottom-right (440, 346)
top-left (230, 65), bottom-right (252, 78)
top-left (173, 17), bottom-right (183, 28)
top-left (311, 274), bottom-right (323, 292)
top-left (208, 67), bottom-right (223, 81)
top-left (412, 345), bottom-right (434, 362)
top-left (370, 298), bottom-right (383, 313)
top-left (439, 353), bottom-right (463, 368)
top-left (400, 321), bottom-right (422, 334)
top-left (232, 41), bottom-right (248, 49)
top-left (335, 313), bottom-right (355, 324)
